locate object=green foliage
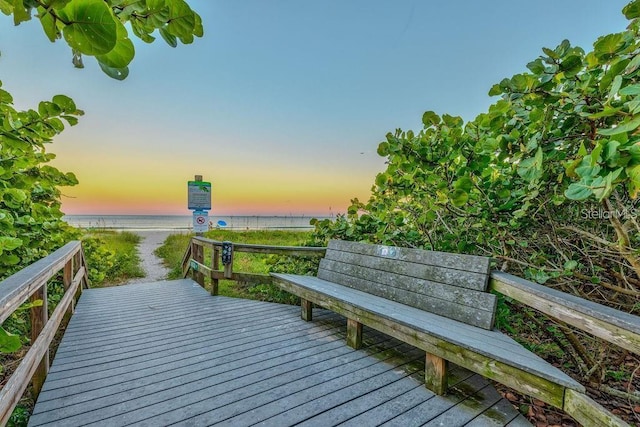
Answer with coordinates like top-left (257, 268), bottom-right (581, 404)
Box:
top-left (309, 2), bottom-right (640, 383)
top-left (0, 326), bottom-right (21, 353)
top-left (7, 404), bottom-right (29, 427)
top-left (312, 2), bottom-right (640, 309)
top-left (2, 0), bottom-right (203, 79)
top-left (154, 233), bottom-right (189, 279)
top-left (0, 81), bottom-right (82, 280)
top-left (80, 231), bottom-right (144, 285)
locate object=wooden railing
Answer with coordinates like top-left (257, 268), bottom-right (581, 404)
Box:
top-left (0, 241), bottom-right (89, 425)
top-left (182, 236), bottom-right (325, 295)
top-left (181, 238), bottom-right (638, 426)
top-left (490, 271), bottom-right (639, 427)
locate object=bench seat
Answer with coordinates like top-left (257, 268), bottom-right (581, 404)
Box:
top-left (271, 272), bottom-right (585, 408)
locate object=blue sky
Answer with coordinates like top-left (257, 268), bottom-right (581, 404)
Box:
top-left (0, 1), bottom-right (632, 215)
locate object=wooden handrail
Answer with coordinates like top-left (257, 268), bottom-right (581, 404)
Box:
top-left (183, 237), bottom-right (326, 294)
top-left (0, 241), bottom-right (89, 426)
top-left (192, 236), bottom-right (327, 256)
top-left (490, 271), bottom-right (640, 356)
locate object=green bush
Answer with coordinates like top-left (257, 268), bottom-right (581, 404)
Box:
top-left (310, 1), bottom-right (640, 384)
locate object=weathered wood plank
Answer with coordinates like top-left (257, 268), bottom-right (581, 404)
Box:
top-left (33, 317), bottom-right (352, 421)
top-left (209, 352), bottom-right (423, 426)
top-left (465, 399), bottom-right (522, 426)
top-left (210, 270), bottom-right (272, 285)
top-left (62, 259), bottom-right (74, 319)
top-left (320, 258), bottom-right (496, 310)
top-left (282, 275), bottom-right (525, 353)
top-left (272, 274), bottom-right (578, 408)
top-left (424, 383), bottom-right (502, 426)
top-left (328, 239), bottom-right (491, 274)
top-left (192, 241), bottom-right (205, 287)
top-left (39, 312), bottom-right (344, 401)
top-left (378, 374), bottom-right (488, 426)
top-left (297, 377), bottom-right (423, 427)
top-left (49, 304), bottom-right (303, 370)
top-left (324, 248), bottom-right (489, 291)
top-left (301, 298), bottom-right (312, 321)
top-left (49, 309), bottom-right (303, 370)
top-left (34, 315), bottom-right (398, 425)
top-left (346, 318), bottom-right (363, 349)
top-left (0, 267), bottom-right (81, 426)
top-left (113, 340), bottom-right (400, 426)
top-left (31, 279), bottom-right (527, 427)
top-left (0, 241), bottom-right (80, 324)
top-left (564, 388), bottom-right (630, 427)
top-left (30, 284), bottom-right (49, 397)
top-left (338, 385), bottom-right (433, 426)
top-left (425, 353), bottom-right (448, 395)
top-left (491, 271), bottom-right (640, 356)
top-left (318, 264), bottom-right (496, 329)
top-left (180, 241), bottom-right (192, 278)
top-left (193, 236), bottom-right (326, 257)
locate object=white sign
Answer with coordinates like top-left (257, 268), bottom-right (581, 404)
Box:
top-left (193, 210), bottom-right (209, 233)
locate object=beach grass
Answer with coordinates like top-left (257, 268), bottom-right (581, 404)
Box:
top-left (155, 230), bottom-right (315, 302)
top-left (83, 230), bottom-right (145, 285)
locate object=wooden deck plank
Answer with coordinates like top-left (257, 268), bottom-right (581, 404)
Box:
top-left (423, 384), bottom-right (502, 426)
top-left (466, 399), bottom-right (521, 426)
top-left (285, 372), bottom-right (425, 426)
top-left (29, 279), bottom-right (529, 427)
top-left (33, 318), bottom-right (351, 412)
top-left (38, 311), bottom-right (346, 396)
top-left (381, 376), bottom-right (490, 427)
top-left (54, 300), bottom-right (279, 352)
top-left (40, 317), bottom-right (350, 395)
top-left (50, 306), bottom-right (308, 366)
top-left (82, 338), bottom-right (405, 426)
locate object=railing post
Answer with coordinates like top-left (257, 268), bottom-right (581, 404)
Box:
top-left (192, 241), bottom-right (205, 287)
top-left (30, 283), bottom-right (49, 397)
top-left (211, 247), bottom-right (220, 296)
top-left (63, 258), bottom-right (74, 318)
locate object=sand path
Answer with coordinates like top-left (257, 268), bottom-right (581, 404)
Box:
top-left (126, 230), bottom-right (185, 284)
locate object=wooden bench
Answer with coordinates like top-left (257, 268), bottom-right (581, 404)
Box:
top-left (271, 239), bottom-right (584, 409)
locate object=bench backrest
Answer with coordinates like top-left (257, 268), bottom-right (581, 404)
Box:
top-left (317, 240), bottom-right (496, 330)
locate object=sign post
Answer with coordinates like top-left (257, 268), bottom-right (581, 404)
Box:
top-left (188, 175), bottom-right (211, 236)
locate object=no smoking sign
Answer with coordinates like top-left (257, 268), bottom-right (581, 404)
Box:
top-left (192, 210), bottom-right (208, 233)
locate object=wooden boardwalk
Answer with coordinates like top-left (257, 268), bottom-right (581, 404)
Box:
top-left (29, 279), bottom-right (530, 426)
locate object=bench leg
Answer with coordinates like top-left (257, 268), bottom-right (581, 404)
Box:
top-left (301, 298), bottom-right (312, 321)
top-left (425, 353), bottom-right (448, 395)
top-left (346, 318), bottom-right (363, 349)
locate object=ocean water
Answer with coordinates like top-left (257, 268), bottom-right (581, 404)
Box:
top-left (63, 215), bottom-right (330, 231)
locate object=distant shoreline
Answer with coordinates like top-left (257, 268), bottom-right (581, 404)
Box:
top-left (63, 214), bottom-right (332, 231)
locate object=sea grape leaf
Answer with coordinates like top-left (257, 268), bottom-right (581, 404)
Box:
top-left (98, 62), bottom-right (129, 80)
top-left (623, 0), bottom-right (640, 19)
top-left (0, 327), bottom-right (21, 353)
top-left (96, 19), bottom-right (134, 68)
top-left (166, 0), bottom-right (195, 39)
top-left (58, 0), bottom-right (118, 56)
top-left (598, 115), bottom-right (640, 136)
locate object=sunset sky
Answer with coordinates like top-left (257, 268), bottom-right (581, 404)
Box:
top-left (0, 1), bottom-right (631, 216)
